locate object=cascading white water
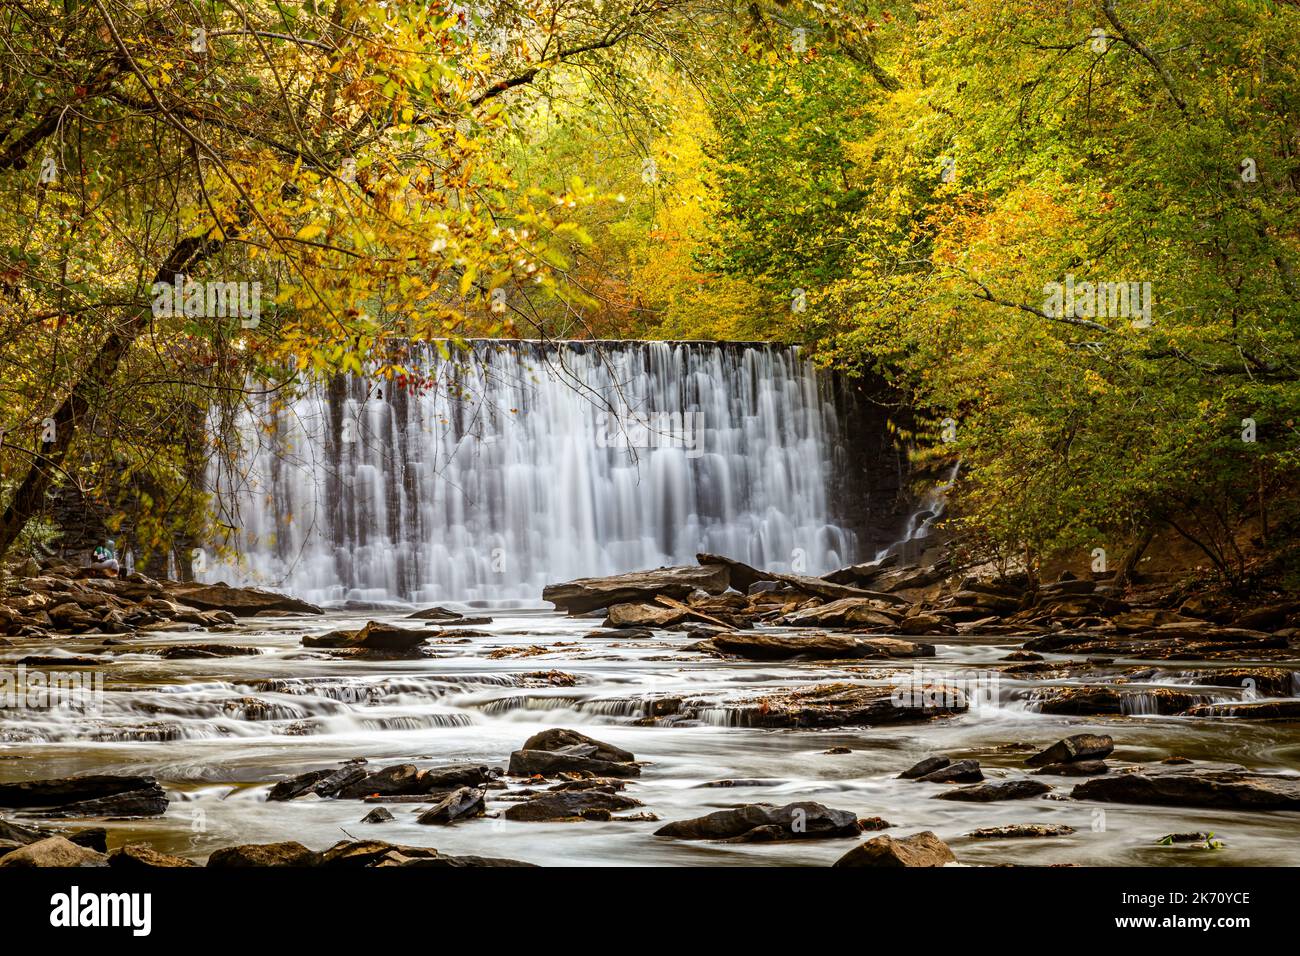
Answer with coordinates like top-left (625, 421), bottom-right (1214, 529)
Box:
top-left (203, 340), bottom-right (857, 605)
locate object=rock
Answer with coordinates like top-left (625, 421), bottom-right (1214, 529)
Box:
top-left (1189, 668), bottom-right (1295, 697)
top-left (779, 598), bottom-right (903, 629)
top-left (108, 844), bottom-right (199, 868)
top-left (503, 790), bottom-right (642, 821)
top-left (1232, 601), bottom-right (1299, 631)
top-left (1110, 609), bottom-right (1199, 630)
top-left (1022, 624), bottom-right (1281, 660)
top-left (936, 779), bottom-right (1052, 802)
top-left (311, 765), bottom-right (370, 799)
top-left (1031, 686), bottom-right (1200, 715)
top-left (949, 590), bottom-right (1021, 614)
top-left (543, 564), bottom-right (731, 614)
top-left (520, 728), bottom-right (634, 763)
top-left (899, 755), bottom-right (950, 779)
top-left (967, 824), bottom-right (1076, 839)
top-left (1025, 733), bottom-right (1114, 767)
top-left (318, 840), bottom-right (535, 868)
top-left (0, 774), bottom-right (167, 817)
top-left (729, 682), bottom-right (967, 728)
top-left (16, 654), bottom-right (102, 666)
top-left (342, 763), bottom-right (500, 799)
top-left (918, 759), bottom-right (984, 784)
top-left (654, 802), bottom-right (861, 841)
top-left (824, 747), bottom-right (852, 755)
top-left (157, 644), bottom-right (260, 659)
top-left (1072, 768), bottom-right (1300, 809)
top-left (303, 620), bottom-right (429, 651)
top-left (698, 552), bottom-right (912, 605)
top-left (0, 836), bottom-right (109, 867)
top-left (1033, 760), bottom-right (1110, 776)
top-left (704, 631), bottom-right (933, 661)
top-left (603, 602), bottom-right (687, 628)
top-left (406, 605), bottom-right (466, 621)
top-left (898, 613), bottom-right (954, 635)
top-left (508, 750), bottom-right (641, 778)
top-left (360, 807), bottom-right (394, 824)
top-left (164, 582), bottom-right (322, 616)
top-left (207, 841), bottom-right (321, 867)
top-left (833, 831), bottom-right (956, 868)
top-left (416, 787), bottom-right (485, 825)
top-left (1185, 700), bottom-right (1300, 719)
top-left (822, 556), bottom-right (899, 587)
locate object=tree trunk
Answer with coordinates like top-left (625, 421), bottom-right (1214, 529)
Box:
top-left (0, 233), bottom-right (222, 561)
top-left (1113, 523), bottom-right (1157, 590)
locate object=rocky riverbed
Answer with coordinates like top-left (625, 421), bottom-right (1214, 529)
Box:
top-left (0, 554), bottom-right (1297, 867)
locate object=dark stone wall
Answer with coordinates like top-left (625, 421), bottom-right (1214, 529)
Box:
top-left (825, 371), bottom-right (916, 558)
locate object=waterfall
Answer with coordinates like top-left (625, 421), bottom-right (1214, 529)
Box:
top-left (203, 340), bottom-right (857, 605)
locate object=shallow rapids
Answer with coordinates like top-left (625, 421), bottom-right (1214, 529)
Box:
top-left (3, 610), bottom-right (1299, 866)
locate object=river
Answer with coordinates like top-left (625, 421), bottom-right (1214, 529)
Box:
top-left (3, 607), bottom-right (1296, 866)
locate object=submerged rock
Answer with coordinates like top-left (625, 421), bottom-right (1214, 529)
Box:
top-left (1033, 760), bottom-right (1109, 776)
top-left (833, 831), bottom-right (956, 867)
top-left (654, 802), bottom-right (861, 842)
top-left (966, 824), bottom-right (1076, 839)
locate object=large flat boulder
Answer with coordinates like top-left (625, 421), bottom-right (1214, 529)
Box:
top-left (654, 802), bottom-right (860, 842)
top-left (1072, 768), bottom-right (1300, 810)
top-left (164, 582), bottom-right (322, 616)
top-left (543, 564), bottom-right (731, 614)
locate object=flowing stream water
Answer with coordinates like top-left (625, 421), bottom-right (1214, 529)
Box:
top-left (3, 611), bottom-right (1299, 866)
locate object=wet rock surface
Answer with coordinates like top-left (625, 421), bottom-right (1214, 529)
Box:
top-left (833, 831), bottom-right (956, 867)
top-left (654, 802), bottom-right (861, 842)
